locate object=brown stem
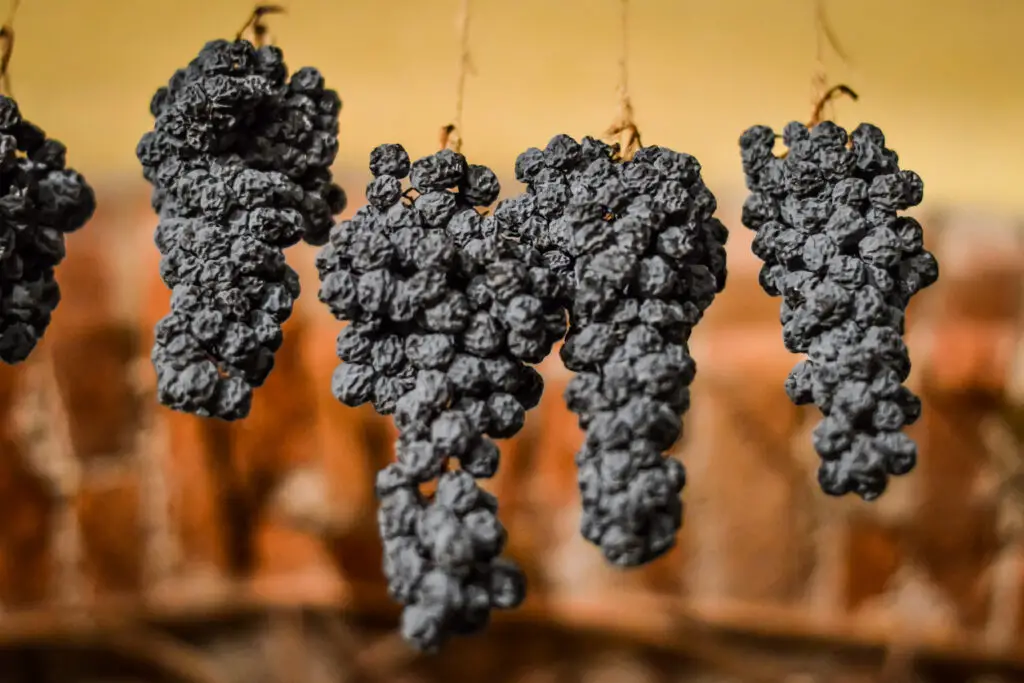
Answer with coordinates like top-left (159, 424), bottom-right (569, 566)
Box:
top-left (808, 83), bottom-right (859, 127)
top-left (235, 4), bottom-right (286, 47)
top-left (439, 123), bottom-right (461, 153)
top-left (605, 97), bottom-right (643, 162)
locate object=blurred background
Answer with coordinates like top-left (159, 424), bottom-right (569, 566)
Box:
top-left (0, 0), bottom-right (1021, 681)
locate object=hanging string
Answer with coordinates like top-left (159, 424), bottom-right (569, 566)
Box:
top-left (0, 0), bottom-right (22, 97)
top-left (604, 0), bottom-right (642, 160)
top-left (616, 0), bottom-right (630, 117)
top-left (810, 0), bottom-right (828, 118)
top-left (440, 0), bottom-right (473, 153)
top-left (806, 0), bottom-right (855, 128)
top-left (236, 4), bottom-right (285, 47)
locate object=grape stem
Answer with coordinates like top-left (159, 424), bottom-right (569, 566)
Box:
top-left (605, 99), bottom-right (643, 163)
top-left (439, 122), bottom-right (460, 153)
top-left (808, 83), bottom-right (859, 128)
top-left (235, 4), bottom-right (286, 47)
top-left (774, 82), bottom-right (860, 158)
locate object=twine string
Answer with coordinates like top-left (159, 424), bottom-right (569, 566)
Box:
top-left (808, 0), bottom-right (853, 127)
top-left (0, 0), bottom-right (22, 97)
top-left (440, 0), bottom-right (473, 153)
top-left (604, 0), bottom-right (642, 160)
top-left (617, 0), bottom-right (630, 118)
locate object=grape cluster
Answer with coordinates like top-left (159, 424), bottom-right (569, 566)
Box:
top-left (137, 39), bottom-right (346, 420)
top-left (0, 96), bottom-right (95, 364)
top-left (739, 121), bottom-right (939, 500)
top-left (316, 144), bottom-right (567, 651)
top-left (496, 134), bottom-right (728, 566)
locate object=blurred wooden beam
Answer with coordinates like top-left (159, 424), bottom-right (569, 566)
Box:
top-left (0, 573), bottom-right (1019, 676)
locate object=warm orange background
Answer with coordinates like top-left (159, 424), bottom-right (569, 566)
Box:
top-left (8, 0), bottom-right (1024, 212)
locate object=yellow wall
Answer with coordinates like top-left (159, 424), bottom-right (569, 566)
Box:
top-left (7, 0), bottom-right (1023, 213)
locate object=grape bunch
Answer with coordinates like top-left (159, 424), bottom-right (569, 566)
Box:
top-left (739, 121), bottom-right (939, 500)
top-left (0, 95), bottom-right (95, 364)
top-left (137, 39), bottom-right (346, 420)
top-left (316, 144), bottom-right (567, 651)
top-left (495, 134), bottom-right (728, 567)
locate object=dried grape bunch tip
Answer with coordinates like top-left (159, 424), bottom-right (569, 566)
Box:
top-left (740, 119), bottom-right (939, 500)
top-left (0, 94), bottom-right (95, 364)
top-left (137, 38), bottom-right (345, 421)
top-left (496, 133), bottom-right (728, 566)
top-left (317, 142), bottom-right (566, 651)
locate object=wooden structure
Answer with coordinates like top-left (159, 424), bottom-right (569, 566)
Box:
top-left (0, 174), bottom-right (1021, 682)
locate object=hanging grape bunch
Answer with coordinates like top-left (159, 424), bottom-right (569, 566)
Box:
top-left (739, 109), bottom-right (939, 501)
top-left (316, 143), bottom-right (567, 651)
top-left (0, 94), bottom-right (96, 364)
top-left (136, 26), bottom-right (346, 420)
top-left (496, 134), bottom-right (728, 567)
